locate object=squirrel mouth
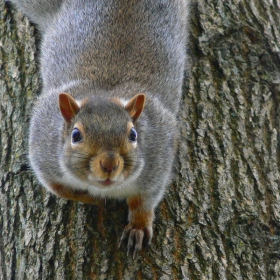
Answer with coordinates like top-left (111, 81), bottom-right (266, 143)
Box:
top-left (100, 179), bottom-right (113, 186)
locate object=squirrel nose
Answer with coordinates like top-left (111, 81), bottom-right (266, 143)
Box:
top-left (100, 160), bottom-right (119, 173)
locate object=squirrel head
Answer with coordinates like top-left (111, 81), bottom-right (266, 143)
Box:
top-left (58, 92), bottom-right (146, 188)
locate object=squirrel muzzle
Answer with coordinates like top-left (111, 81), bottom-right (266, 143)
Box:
top-left (89, 151), bottom-right (125, 186)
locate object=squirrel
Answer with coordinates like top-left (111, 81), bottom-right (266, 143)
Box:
top-left (9, 0), bottom-right (188, 256)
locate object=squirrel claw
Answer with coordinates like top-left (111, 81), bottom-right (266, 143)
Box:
top-left (127, 228), bottom-right (144, 258)
top-left (119, 223), bottom-right (152, 258)
top-left (119, 225), bottom-right (130, 248)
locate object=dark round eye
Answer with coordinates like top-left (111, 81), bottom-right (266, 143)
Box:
top-left (129, 127), bottom-right (137, 142)
top-left (72, 128), bottom-right (83, 143)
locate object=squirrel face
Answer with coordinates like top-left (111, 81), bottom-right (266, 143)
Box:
top-left (58, 93), bottom-right (145, 188)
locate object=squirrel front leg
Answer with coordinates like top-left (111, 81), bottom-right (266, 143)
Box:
top-left (49, 183), bottom-right (102, 205)
top-left (120, 196), bottom-right (155, 257)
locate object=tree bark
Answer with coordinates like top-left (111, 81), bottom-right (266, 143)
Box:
top-left (1, 0), bottom-right (280, 279)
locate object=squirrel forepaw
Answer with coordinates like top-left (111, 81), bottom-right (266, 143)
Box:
top-left (119, 223), bottom-right (153, 258)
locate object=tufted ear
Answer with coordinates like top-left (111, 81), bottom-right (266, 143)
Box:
top-left (59, 92), bottom-right (80, 123)
top-left (125, 94), bottom-right (146, 122)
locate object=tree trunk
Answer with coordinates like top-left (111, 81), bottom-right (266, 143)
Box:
top-left (1, 0), bottom-right (280, 279)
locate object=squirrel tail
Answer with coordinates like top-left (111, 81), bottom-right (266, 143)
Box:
top-left (9, 0), bottom-right (63, 29)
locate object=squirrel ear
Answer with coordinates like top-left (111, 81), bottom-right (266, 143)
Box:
top-left (125, 93), bottom-right (146, 122)
top-left (59, 93), bottom-right (80, 123)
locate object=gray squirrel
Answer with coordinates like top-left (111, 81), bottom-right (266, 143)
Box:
top-left (10, 0), bottom-right (188, 255)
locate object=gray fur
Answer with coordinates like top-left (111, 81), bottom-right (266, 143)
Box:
top-left (10, 0), bottom-right (188, 250)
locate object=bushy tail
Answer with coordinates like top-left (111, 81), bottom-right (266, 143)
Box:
top-left (8, 0), bottom-right (63, 30)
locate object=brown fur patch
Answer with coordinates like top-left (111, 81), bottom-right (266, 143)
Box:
top-left (49, 182), bottom-right (102, 205)
top-left (80, 97), bottom-right (89, 107)
top-left (129, 210), bottom-right (154, 229)
top-left (127, 122), bottom-right (134, 132)
top-left (127, 196), bottom-right (144, 211)
top-left (127, 196), bottom-right (154, 228)
top-left (110, 97), bottom-right (124, 107)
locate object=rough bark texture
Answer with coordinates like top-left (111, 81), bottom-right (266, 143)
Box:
top-left (1, 0), bottom-right (280, 279)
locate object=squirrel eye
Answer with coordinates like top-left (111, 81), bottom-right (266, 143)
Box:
top-left (129, 127), bottom-right (137, 142)
top-left (72, 128), bottom-right (83, 143)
